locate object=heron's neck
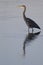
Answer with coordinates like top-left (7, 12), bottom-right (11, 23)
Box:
top-left (23, 7), bottom-right (26, 19)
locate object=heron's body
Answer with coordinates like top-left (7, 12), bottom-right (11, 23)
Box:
top-left (19, 5), bottom-right (40, 33)
top-left (24, 17), bottom-right (40, 29)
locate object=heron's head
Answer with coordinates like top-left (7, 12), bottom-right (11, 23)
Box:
top-left (18, 5), bottom-right (26, 9)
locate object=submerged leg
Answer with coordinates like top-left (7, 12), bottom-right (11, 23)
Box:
top-left (32, 28), bottom-right (34, 33)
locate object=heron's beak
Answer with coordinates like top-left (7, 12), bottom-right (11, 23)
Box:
top-left (18, 5), bottom-right (23, 8)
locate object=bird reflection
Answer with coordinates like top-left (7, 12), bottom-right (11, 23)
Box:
top-left (23, 32), bottom-right (40, 55)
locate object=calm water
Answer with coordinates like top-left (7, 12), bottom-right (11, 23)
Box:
top-left (0, 0), bottom-right (43, 65)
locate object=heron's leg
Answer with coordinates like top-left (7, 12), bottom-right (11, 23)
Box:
top-left (28, 28), bottom-right (29, 33)
top-left (32, 28), bottom-right (33, 33)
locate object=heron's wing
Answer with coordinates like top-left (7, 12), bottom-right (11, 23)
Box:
top-left (26, 18), bottom-right (40, 29)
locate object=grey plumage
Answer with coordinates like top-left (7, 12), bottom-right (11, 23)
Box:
top-left (19, 5), bottom-right (41, 33)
